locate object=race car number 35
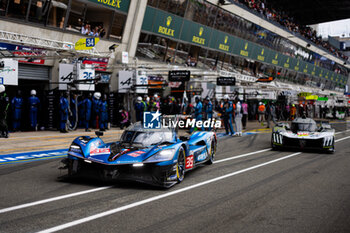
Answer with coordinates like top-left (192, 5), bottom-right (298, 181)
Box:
top-left (185, 155), bottom-right (194, 169)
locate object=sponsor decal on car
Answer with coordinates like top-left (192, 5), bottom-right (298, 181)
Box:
top-left (297, 132), bottom-right (310, 137)
top-left (128, 151), bottom-right (146, 158)
top-left (185, 155), bottom-right (194, 169)
top-left (90, 148), bottom-right (110, 155)
top-left (197, 153), bottom-right (207, 161)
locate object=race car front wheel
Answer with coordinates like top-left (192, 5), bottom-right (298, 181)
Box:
top-left (176, 147), bottom-right (185, 182)
top-left (206, 139), bottom-right (216, 165)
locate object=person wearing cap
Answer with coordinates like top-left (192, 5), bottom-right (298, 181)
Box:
top-left (134, 96), bottom-right (144, 122)
top-left (11, 90), bottom-right (23, 131)
top-left (28, 90), bottom-right (40, 131)
top-left (223, 95), bottom-right (235, 136)
top-left (0, 85), bottom-right (9, 138)
top-left (59, 92), bottom-right (69, 133)
top-left (204, 97), bottom-right (213, 131)
top-left (258, 102), bottom-right (265, 125)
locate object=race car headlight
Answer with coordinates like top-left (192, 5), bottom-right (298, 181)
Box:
top-left (69, 144), bottom-right (82, 154)
top-left (144, 149), bottom-right (176, 163)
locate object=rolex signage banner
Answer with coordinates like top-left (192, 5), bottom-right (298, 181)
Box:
top-left (180, 20), bottom-right (212, 47)
top-left (210, 31), bottom-right (236, 53)
top-left (141, 6), bottom-right (348, 86)
top-left (88, 0), bottom-right (130, 13)
top-left (151, 11), bottom-right (182, 39)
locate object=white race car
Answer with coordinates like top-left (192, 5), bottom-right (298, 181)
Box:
top-left (271, 117), bottom-right (335, 152)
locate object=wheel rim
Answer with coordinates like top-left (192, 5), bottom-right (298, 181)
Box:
top-left (176, 149), bottom-right (185, 182)
top-left (210, 141), bottom-right (216, 162)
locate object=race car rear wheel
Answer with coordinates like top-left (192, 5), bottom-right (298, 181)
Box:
top-left (176, 147), bottom-right (185, 182)
top-left (206, 139), bottom-right (216, 165)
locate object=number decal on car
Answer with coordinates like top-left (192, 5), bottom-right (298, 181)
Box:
top-left (185, 155), bottom-right (194, 169)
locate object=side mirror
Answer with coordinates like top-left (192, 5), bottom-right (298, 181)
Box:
top-left (95, 131), bottom-right (104, 137)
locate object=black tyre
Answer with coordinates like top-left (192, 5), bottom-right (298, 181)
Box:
top-left (206, 139), bottom-right (216, 165)
top-left (176, 147), bottom-right (185, 182)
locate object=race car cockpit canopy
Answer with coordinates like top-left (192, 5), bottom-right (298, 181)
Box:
top-left (120, 123), bottom-right (176, 147)
top-left (291, 118), bottom-right (317, 133)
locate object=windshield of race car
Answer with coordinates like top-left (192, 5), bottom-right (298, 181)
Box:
top-left (291, 123), bottom-right (317, 132)
top-left (120, 131), bottom-right (174, 147)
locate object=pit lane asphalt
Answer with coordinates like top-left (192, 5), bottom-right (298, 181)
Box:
top-left (0, 122), bottom-right (350, 233)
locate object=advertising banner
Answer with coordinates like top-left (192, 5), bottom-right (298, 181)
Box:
top-left (136, 70), bottom-right (148, 94)
top-left (59, 64), bottom-right (73, 90)
top-left (87, 0), bottom-right (130, 13)
top-left (0, 59), bottom-right (18, 85)
top-left (180, 20), bottom-right (212, 47)
top-left (217, 77), bottom-right (236, 86)
top-left (209, 31), bottom-right (236, 53)
top-left (151, 11), bottom-right (183, 39)
top-left (169, 70), bottom-right (190, 82)
top-left (118, 71), bottom-right (133, 93)
top-left (140, 6), bottom-right (347, 86)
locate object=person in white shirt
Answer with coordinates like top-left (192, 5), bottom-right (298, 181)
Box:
top-left (234, 99), bottom-right (243, 136)
top-left (81, 24), bottom-right (88, 35)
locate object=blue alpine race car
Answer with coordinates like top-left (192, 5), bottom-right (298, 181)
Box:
top-left (63, 123), bottom-right (217, 188)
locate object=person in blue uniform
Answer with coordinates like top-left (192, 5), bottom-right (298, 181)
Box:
top-left (11, 90), bottom-right (23, 131)
top-left (99, 94), bottom-right (108, 131)
top-left (28, 90), bottom-right (40, 131)
top-left (134, 96), bottom-right (144, 122)
top-left (59, 92), bottom-right (69, 133)
top-left (204, 97), bottom-right (213, 131)
top-left (190, 97), bottom-right (203, 133)
top-left (70, 94), bottom-right (77, 129)
top-left (223, 95), bottom-right (235, 136)
top-left (0, 85), bottom-right (9, 138)
top-left (92, 92), bottom-right (101, 129)
top-left (82, 93), bottom-right (92, 132)
top-left (78, 96), bottom-right (85, 128)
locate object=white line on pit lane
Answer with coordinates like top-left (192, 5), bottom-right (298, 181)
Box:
top-left (36, 134), bottom-right (350, 233)
top-left (0, 149), bottom-right (271, 214)
top-left (335, 135), bottom-right (350, 142)
top-left (2, 132), bottom-right (350, 216)
top-left (335, 129), bottom-right (350, 135)
top-left (0, 186), bottom-right (113, 214)
top-left (214, 148), bottom-right (271, 164)
top-left (36, 152), bottom-right (303, 233)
